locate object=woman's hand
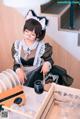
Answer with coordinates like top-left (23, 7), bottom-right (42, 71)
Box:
top-left (41, 62), bottom-right (51, 76)
top-left (16, 68), bottom-right (26, 84)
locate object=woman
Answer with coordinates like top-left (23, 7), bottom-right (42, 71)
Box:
top-left (11, 10), bottom-right (54, 87)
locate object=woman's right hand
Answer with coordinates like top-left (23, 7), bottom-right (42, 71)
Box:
top-left (16, 68), bottom-right (26, 84)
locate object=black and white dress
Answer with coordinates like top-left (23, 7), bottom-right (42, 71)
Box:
top-left (12, 40), bottom-right (73, 87)
top-left (11, 40), bottom-right (55, 87)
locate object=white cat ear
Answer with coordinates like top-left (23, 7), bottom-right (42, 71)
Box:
top-left (39, 18), bottom-right (46, 30)
top-left (25, 10), bottom-right (33, 20)
top-left (25, 10), bottom-right (47, 30)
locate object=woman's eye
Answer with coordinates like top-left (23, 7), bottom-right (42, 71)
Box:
top-left (25, 30), bottom-right (28, 33)
top-left (32, 34), bottom-right (35, 37)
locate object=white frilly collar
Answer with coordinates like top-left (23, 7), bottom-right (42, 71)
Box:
top-left (14, 40), bottom-right (45, 66)
top-left (22, 40), bottom-right (39, 52)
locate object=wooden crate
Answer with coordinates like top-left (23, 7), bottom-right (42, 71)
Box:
top-left (46, 83), bottom-right (80, 119)
top-left (54, 83), bottom-right (80, 103)
top-left (3, 83), bottom-right (55, 119)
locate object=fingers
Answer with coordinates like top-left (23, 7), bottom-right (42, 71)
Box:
top-left (16, 68), bottom-right (25, 85)
top-left (17, 74), bottom-right (25, 85)
top-left (41, 67), bottom-right (48, 76)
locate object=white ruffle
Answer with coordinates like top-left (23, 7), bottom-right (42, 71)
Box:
top-left (14, 40), bottom-right (45, 66)
top-left (14, 40), bottom-right (22, 64)
top-left (22, 40), bottom-right (39, 53)
top-left (33, 41), bottom-right (45, 66)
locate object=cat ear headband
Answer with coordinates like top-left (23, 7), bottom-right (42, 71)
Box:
top-left (25, 10), bottom-right (48, 30)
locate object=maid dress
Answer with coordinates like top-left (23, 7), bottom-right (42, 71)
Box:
top-left (12, 40), bottom-right (54, 87)
top-left (11, 40), bottom-right (73, 87)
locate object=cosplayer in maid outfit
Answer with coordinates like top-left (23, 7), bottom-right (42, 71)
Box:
top-left (11, 10), bottom-right (55, 87)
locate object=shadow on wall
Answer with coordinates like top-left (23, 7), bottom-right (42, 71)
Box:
top-left (78, 33), bottom-right (80, 46)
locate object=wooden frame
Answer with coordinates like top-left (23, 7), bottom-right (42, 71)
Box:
top-left (3, 83), bottom-right (55, 119)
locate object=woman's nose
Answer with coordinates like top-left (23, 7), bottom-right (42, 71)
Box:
top-left (27, 32), bottom-right (31, 36)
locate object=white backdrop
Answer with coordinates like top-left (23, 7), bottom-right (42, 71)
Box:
top-left (3, 0), bottom-right (50, 15)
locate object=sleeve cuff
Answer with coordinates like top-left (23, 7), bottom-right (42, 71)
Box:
top-left (13, 64), bottom-right (21, 71)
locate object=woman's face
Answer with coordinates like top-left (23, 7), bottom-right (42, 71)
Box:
top-left (23, 29), bottom-right (36, 42)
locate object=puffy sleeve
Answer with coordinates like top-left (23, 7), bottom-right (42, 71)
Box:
top-left (41, 43), bottom-right (54, 67)
top-left (11, 40), bottom-right (21, 71)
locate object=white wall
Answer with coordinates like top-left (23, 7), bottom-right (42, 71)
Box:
top-left (3, 0), bottom-right (50, 7)
top-left (41, 14), bottom-right (80, 60)
top-left (3, 0), bottom-right (50, 15)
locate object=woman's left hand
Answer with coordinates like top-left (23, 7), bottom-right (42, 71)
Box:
top-left (41, 62), bottom-right (51, 75)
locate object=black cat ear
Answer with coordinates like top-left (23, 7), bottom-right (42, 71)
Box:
top-left (39, 18), bottom-right (46, 30)
top-left (25, 9), bottom-right (34, 20)
top-left (25, 9), bottom-right (49, 30)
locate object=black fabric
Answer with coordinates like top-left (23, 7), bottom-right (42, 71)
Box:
top-left (50, 65), bottom-right (74, 86)
top-left (13, 63), bottom-right (73, 87)
top-left (62, 74), bottom-right (73, 86)
top-left (41, 43), bottom-right (54, 65)
top-left (43, 43), bottom-right (53, 57)
top-left (24, 64), bottom-right (74, 88)
top-left (11, 43), bottom-right (16, 59)
top-left (13, 64), bottom-right (21, 71)
top-left (20, 57), bottom-right (34, 66)
top-left (24, 66), bottom-right (43, 88)
top-left (50, 65), bottom-right (67, 76)
top-left (43, 57), bottom-right (54, 66)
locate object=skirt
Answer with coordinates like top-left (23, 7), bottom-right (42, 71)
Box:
top-left (23, 65), bottom-right (73, 88)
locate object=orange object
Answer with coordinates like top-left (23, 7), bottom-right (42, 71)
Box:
top-left (0, 85), bottom-right (26, 107)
